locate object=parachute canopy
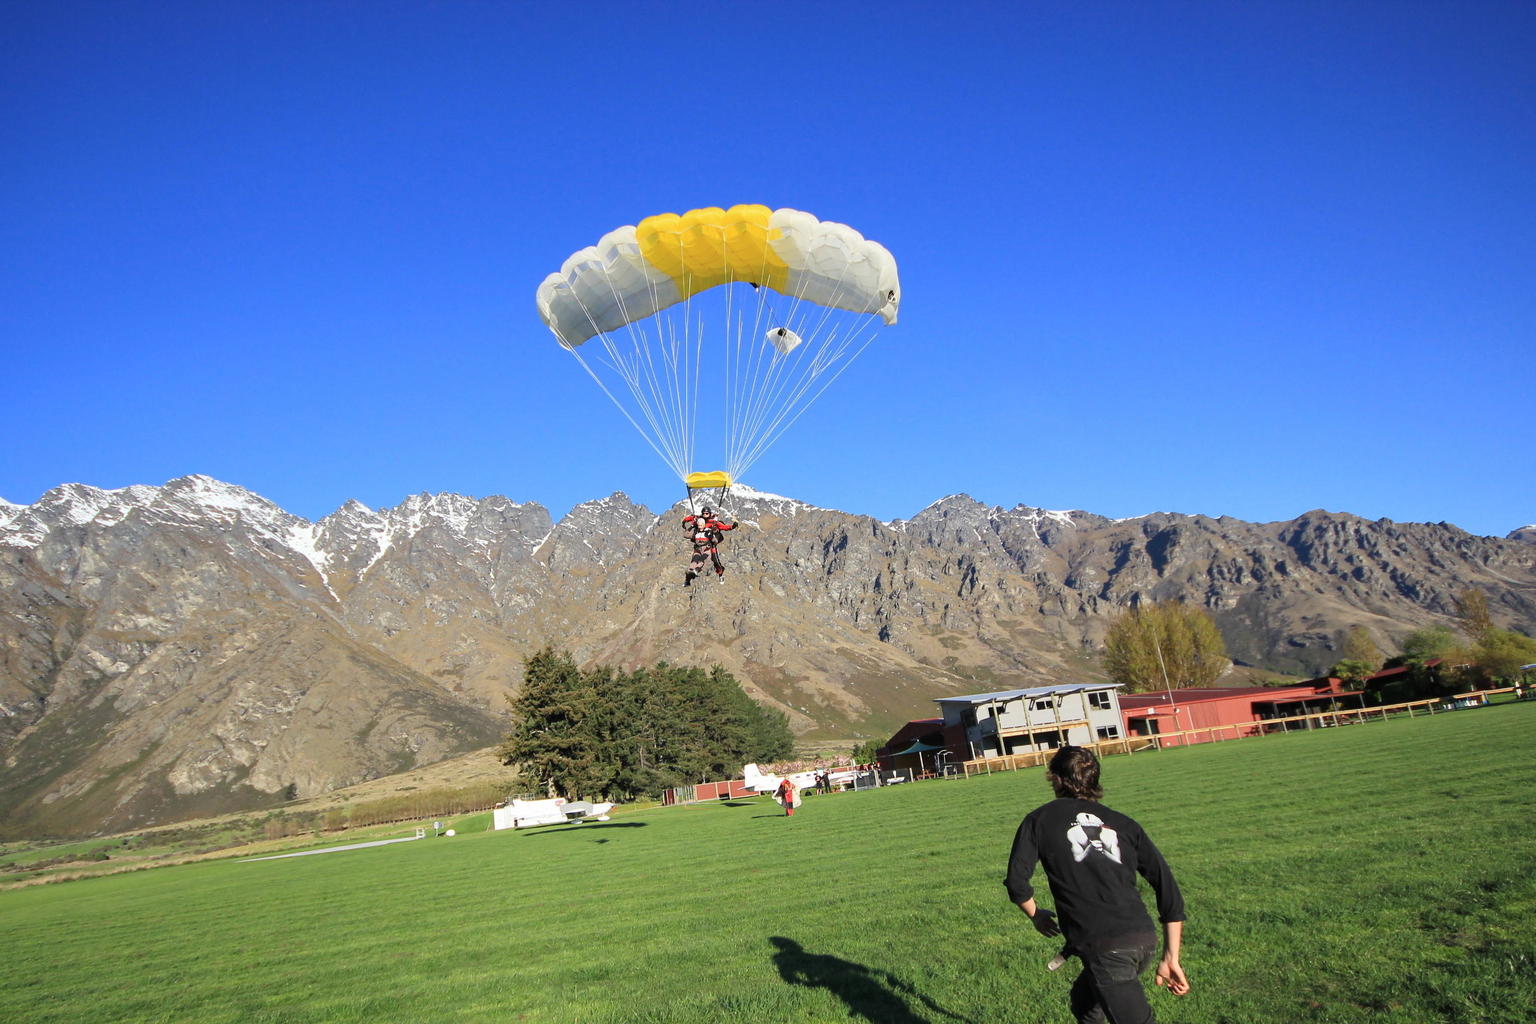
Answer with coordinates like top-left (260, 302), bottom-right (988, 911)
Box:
top-left (537, 205), bottom-right (900, 348)
top-left (536, 204), bottom-right (900, 489)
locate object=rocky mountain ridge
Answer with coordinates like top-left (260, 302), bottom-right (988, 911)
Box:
top-left (2, 474), bottom-right (1533, 837)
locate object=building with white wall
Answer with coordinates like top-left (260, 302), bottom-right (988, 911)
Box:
top-left (934, 683), bottom-right (1126, 760)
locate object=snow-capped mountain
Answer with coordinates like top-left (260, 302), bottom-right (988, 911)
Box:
top-left (3, 474), bottom-right (1534, 837)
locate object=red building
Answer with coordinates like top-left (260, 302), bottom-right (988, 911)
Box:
top-left (876, 717), bottom-right (968, 774)
top-left (1120, 678), bottom-right (1362, 746)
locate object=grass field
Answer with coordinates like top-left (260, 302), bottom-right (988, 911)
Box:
top-left (4, 703), bottom-right (1534, 1023)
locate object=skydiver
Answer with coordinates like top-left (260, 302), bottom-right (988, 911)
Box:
top-left (682, 505), bottom-right (737, 586)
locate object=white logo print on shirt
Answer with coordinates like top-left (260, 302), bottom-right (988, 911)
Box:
top-left (1067, 812), bottom-right (1122, 865)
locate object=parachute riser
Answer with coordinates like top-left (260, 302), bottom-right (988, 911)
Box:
top-left (684, 470), bottom-right (733, 517)
top-left (685, 484), bottom-right (732, 517)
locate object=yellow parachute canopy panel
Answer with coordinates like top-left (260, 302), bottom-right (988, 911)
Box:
top-left (685, 471), bottom-right (732, 491)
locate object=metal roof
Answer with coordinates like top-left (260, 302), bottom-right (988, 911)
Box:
top-left (935, 682), bottom-right (1121, 705)
top-left (1253, 690), bottom-right (1362, 704)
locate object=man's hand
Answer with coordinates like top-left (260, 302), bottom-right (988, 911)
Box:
top-left (1154, 956), bottom-right (1189, 996)
top-left (1027, 908), bottom-right (1060, 938)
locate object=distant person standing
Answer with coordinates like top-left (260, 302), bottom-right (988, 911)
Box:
top-left (1004, 746), bottom-right (1189, 1024)
top-left (776, 775), bottom-right (798, 817)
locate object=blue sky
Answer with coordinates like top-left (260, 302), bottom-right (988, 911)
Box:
top-left (4, 2), bottom-right (1532, 536)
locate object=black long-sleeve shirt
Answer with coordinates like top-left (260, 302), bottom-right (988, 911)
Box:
top-left (1004, 797), bottom-right (1186, 953)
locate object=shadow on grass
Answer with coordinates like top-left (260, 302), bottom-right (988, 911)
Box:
top-left (520, 822), bottom-right (648, 836)
top-left (769, 936), bottom-right (974, 1024)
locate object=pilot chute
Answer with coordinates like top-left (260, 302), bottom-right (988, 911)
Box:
top-left (536, 205), bottom-right (899, 496)
top-left (766, 327), bottom-right (803, 355)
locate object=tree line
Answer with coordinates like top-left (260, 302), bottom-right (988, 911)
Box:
top-left (1355, 588), bottom-right (1536, 702)
top-left (1098, 589), bottom-right (1536, 699)
top-left (498, 648), bottom-right (795, 802)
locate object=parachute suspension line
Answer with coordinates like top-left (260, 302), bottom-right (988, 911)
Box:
top-left (736, 292), bottom-right (883, 477)
top-left (730, 269), bottom-right (837, 479)
top-left (659, 300), bottom-right (687, 480)
top-left (729, 278), bottom-right (805, 482)
top-left (650, 272), bottom-right (692, 481)
top-left (722, 274), bottom-right (742, 482)
top-left (725, 278), bottom-right (778, 485)
top-left (589, 262), bottom-right (689, 480)
top-left (563, 343), bottom-right (687, 481)
top-left (733, 316), bottom-right (883, 480)
top-left (737, 297), bottom-right (885, 474)
top-left (544, 271), bottom-right (692, 480)
top-left (684, 277), bottom-right (706, 485)
top-left (722, 238), bottom-right (799, 484)
top-left (729, 262), bottom-right (887, 481)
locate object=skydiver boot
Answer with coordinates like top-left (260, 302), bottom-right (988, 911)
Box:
top-left (716, 569), bottom-right (726, 584)
top-left (684, 570), bottom-right (695, 587)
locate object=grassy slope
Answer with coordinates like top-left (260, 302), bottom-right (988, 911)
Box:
top-left (3, 703), bottom-right (1533, 1023)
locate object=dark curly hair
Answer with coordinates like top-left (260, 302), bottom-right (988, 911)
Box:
top-left (1046, 746), bottom-right (1103, 801)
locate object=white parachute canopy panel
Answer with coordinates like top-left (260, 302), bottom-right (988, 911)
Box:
top-left (535, 205), bottom-right (900, 485)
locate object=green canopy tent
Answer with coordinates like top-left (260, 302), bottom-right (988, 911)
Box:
top-left (886, 739), bottom-right (947, 776)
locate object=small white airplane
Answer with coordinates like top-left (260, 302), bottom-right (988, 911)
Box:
top-left (743, 763), bottom-right (860, 794)
top-left (492, 797), bottom-right (616, 831)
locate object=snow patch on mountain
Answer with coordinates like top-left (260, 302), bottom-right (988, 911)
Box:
top-left (723, 483), bottom-right (818, 519)
top-left (1, 481), bottom-right (163, 548)
top-left (285, 522), bottom-right (337, 596)
top-left (392, 492), bottom-right (482, 538)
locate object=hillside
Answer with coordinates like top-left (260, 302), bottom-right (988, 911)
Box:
top-left (2, 474), bottom-right (1533, 836)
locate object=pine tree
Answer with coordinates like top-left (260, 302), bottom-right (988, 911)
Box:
top-left (501, 651), bottom-right (793, 802)
top-left (499, 647), bottom-right (605, 799)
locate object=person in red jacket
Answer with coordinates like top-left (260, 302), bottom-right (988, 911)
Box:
top-left (776, 775), bottom-right (798, 816)
top-left (683, 505), bottom-right (737, 586)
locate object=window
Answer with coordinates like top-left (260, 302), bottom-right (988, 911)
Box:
top-left (1031, 698), bottom-right (1056, 712)
top-left (1096, 725), bottom-right (1121, 740)
top-left (1088, 691), bottom-right (1112, 711)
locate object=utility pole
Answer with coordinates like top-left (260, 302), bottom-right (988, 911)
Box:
top-left (1153, 633), bottom-right (1180, 745)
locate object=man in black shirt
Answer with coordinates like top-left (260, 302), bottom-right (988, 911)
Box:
top-left (1005, 746), bottom-right (1189, 1023)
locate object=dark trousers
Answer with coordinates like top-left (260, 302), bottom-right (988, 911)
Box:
top-left (1069, 936), bottom-right (1159, 1024)
top-left (688, 548), bottom-right (724, 575)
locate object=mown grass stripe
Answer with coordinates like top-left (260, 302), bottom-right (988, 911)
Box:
top-left (3, 704), bottom-right (1533, 1023)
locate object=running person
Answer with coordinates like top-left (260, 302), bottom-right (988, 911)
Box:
top-left (1005, 745), bottom-right (1189, 1023)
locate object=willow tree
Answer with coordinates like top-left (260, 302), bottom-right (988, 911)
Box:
top-left (1454, 588), bottom-right (1494, 645)
top-left (1332, 625), bottom-right (1384, 684)
top-left (1102, 601), bottom-right (1229, 693)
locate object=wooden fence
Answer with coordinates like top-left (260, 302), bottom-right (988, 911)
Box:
top-left (960, 686), bottom-right (1523, 777)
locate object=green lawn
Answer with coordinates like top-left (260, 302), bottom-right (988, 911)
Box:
top-left (4, 703), bottom-right (1534, 1023)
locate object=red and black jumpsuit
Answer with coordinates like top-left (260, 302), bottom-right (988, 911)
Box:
top-left (683, 514), bottom-right (736, 579)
